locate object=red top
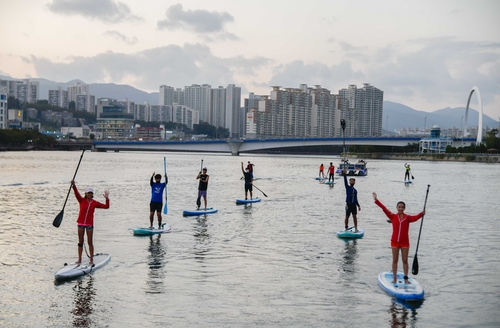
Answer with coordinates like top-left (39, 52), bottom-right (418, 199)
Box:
top-left (328, 165), bottom-right (335, 173)
top-left (73, 185), bottom-right (109, 226)
top-left (374, 199), bottom-right (423, 245)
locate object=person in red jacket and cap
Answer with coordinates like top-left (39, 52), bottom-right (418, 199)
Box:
top-left (372, 192), bottom-right (425, 284)
top-left (71, 180), bottom-right (110, 265)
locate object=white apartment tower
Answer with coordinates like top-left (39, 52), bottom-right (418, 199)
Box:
top-left (225, 84), bottom-right (241, 138)
top-left (67, 82), bottom-right (89, 103)
top-left (338, 83), bottom-right (383, 137)
top-left (76, 94), bottom-right (96, 113)
top-left (159, 85), bottom-right (175, 106)
top-left (184, 84), bottom-right (212, 123)
top-left (48, 87), bottom-right (69, 108)
top-left (211, 86), bottom-right (226, 128)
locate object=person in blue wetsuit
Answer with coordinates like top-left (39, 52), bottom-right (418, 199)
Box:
top-left (150, 172), bottom-right (168, 229)
top-left (343, 169), bottom-right (361, 232)
top-left (241, 161), bottom-right (254, 200)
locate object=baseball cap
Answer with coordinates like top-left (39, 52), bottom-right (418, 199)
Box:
top-left (85, 187), bottom-right (94, 193)
top-left (203, 167), bottom-right (207, 170)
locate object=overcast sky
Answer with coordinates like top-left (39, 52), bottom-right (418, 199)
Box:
top-left (1, 0), bottom-right (499, 119)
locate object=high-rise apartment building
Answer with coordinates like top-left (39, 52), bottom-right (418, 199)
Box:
top-left (338, 83), bottom-right (383, 137)
top-left (184, 84), bottom-right (211, 123)
top-left (225, 84), bottom-right (241, 138)
top-left (159, 85), bottom-right (174, 106)
top-left (48, 87), bottom-right (69, 108)
top-left (76, 94), bottom-right (95, 113)
top-left (67, 82), bottom-right (89, 103)
top-left (211, 86), bottom-right (226, 129)
top-left (174, 88), bottom-right (185, 105)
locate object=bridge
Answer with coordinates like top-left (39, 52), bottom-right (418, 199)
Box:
top-left (91, 137), bottom-right (474, 155)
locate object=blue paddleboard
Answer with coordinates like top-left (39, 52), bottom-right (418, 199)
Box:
top-left (404, 180), bottom-right (412, 184)
top-left (315, 177), bottom-right (325, 180)
top-left (378, 272), bottom-right (424, 301)
top-left (133, 224), bottom-right (171, 236)
top-left (336, 226), bottom-right (364, 239)
top-left (236, 198), bottom-right (261, 205)
top-left (325, 181), bottom-right (335, 185)
top-left (183, 208), bottom-right (218, 216)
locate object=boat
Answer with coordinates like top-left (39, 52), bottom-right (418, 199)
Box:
top-left (336, 160), bottom-right (368, 176)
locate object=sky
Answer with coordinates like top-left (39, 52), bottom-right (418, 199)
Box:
top-left (1, 0), bottom-right (499, 119)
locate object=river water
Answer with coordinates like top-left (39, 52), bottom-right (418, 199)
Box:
top-left (0, 151), bottom-right (499, 327)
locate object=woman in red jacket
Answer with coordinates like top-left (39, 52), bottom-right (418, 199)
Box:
top-left (72, 180), bottom-right (110, 265)
top-left (373, 192), bottom-right (425, 284)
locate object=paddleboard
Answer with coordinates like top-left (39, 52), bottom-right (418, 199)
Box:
top-left (183, 208), bottom-right (218, 216)
top-left (133, 224), bottom-right (171, 236)
top-left (54, 253), bottom-right (111, 281)
top-left (404, 180), bottom-right (412, 184)
top-left (325, 181), bottom-right (335, 185)
top-left (236, 198), bottom-right (261, 205)
top-left (336, 226), bottom-right (364, 238)
top-left (378, 272), bottom-right (424, 301)
top-left (315, 177), bottom-right (325, 180)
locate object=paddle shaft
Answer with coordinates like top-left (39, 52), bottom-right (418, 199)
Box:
top-left (196, 159), bottom-right (203, 206)
top-left (53, 150), bottom-right (85, 228)
top-left (163, 157), bottom-right (168, 214)
top-left (412, 184), bottom-right (430, 275)
top-left (341, 119), bottom-right (346, 159)
top-left (252, 184), bottom-right (267, 197)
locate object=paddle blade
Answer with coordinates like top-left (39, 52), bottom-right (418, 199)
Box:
top-left (412, 254), bottom-right (419, 275)
top-left (412, 175), bottom-right (415, 179)
top-left (196, 196), bottom-right (201, 207)
top-left (53, 210), bottom-right (64, 228)
top-left (163, 202), bottom-right (168, 214)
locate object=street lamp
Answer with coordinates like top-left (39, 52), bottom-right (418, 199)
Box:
top-left (424, 116), bottom-right (427, 132)
top-left (386, 116), bottom-right (388, 135)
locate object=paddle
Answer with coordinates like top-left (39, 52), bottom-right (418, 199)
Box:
top-left (163, 157), bottom-right (168, 214)
top-left (340, 119), bottom-right (346, 160)
top-left (53, 150), bottom-right (85, 228)
top-left (252, 184), bottom-right (268, 197)
top-left (196, 159), bottom-right (203, 207)
top-left (412, 184), bottom-right (430, 275)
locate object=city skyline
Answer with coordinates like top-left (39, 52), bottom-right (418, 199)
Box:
top-left (0, 0), bottom-right (498, 119)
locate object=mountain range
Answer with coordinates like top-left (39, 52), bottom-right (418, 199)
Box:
top-left (2, 75), bottom-right (498, 132)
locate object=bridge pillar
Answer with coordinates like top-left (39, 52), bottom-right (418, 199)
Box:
top-left (226, 140), bottom-right (243, 155)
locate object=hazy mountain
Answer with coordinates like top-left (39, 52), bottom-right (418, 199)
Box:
top-left (2, 75), bottom-right (497, 131)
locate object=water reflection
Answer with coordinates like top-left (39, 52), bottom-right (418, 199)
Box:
top-left (388, 301), bottom-right (419, 328)
top-left (146, 234), bottom-right (166, 294)
top-left (339, 240), bottom-right (358, 282)
top-left (71, 277), bottom-right (95, 327)
top-left (193, 216), bottom-right (211, 263)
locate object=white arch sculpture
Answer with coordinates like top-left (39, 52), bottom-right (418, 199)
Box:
top-left (464, 86), bottom-right (483, 144)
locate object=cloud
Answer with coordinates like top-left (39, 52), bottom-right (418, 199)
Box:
top-left (365, 38), bottom-right (500, 110)
top-left (46, 0), bottom-right (143, 24)
top-left (157, 4), bottom-right (239, 41)
top-left (103, 30), bottom-right (138, 45)
top-left (29, 43), bottom-right (270, 92)
top-left (267, 60), bottom-right (365, 91)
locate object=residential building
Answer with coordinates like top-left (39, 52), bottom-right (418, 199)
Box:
top-left (76, 94), bottom-right (95, 113)
top-left (48, 87), bottom-right (69, 108)
top-left (211, 86), bottom-right (226, 128)
top-left (225, 84), bottom-right (241, 138)
top-left (67, 82), bottom-right (89, 103)
top-left (338, 83), bottom-right (383, 137)
top-left (174, 88), bottom-right (185, 105)
top-left (171, 104), bottom-right (199, 129)
top-left (0, 86), bottom-right (7, 129)
top-left (159, 85), bottom-right (175, 106)
top-left (185, 84), bottom-right (211, 123)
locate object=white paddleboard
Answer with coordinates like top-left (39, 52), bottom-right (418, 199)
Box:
top-left (54, 253), bottom-right (111, 281)
top-left (378, 272), bottom-right (424, 301)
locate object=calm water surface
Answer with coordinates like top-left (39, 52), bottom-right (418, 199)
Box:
top-left (0, 151), bottom-right (499, 327)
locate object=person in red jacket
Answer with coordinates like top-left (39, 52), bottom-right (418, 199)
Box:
top-left (372, 192), bottom-right (425, 284)
top-left (72, 180), bottom-right (110, 265)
